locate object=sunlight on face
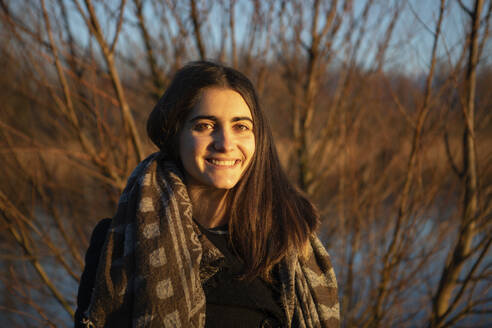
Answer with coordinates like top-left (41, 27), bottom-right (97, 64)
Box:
top-left (178, 87), bottom-right (255, 189)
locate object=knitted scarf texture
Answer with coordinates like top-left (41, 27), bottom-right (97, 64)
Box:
top-left (84, 153), bottom-right (340, 327)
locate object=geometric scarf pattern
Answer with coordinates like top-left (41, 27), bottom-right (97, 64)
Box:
top-left (83, 152), bottom-right (339, 327)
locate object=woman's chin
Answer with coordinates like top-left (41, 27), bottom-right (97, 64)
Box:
top-left (186, 175), bottom-right (240, 190)
top-left (204, 176), bottom-right (240, 190)
top-left (208, 181), bottom-right (238, 190)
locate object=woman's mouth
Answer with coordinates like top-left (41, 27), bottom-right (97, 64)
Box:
top-left (205, 158), bottom-right (240, 167)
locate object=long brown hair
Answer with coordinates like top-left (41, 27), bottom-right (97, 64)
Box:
top-left (147, 61), bottom-right (319, 280)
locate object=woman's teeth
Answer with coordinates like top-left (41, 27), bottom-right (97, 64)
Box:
top-left (208, 159), bottom-right (237, 166)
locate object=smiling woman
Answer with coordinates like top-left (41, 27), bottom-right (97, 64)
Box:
top-left (179, 87), bottom-right (255, 191)
top-left (75, 61), bottom-right (340, 328)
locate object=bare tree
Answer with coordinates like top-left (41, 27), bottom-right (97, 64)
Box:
top-left (72, 0), bottom-right (144, 163)
top-left (189, 0), bottom-right (207, 60)
top-left (368, 2), bottom-right (446, 326)
top-left (133, 0), bottom-right (165, 101)
top-left (430, 0), bottom-right (492, 326)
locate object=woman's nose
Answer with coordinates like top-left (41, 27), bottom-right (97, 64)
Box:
top-left (212, 128), bottom-right (234, 152)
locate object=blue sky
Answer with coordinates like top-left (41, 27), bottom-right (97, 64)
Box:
top-left (50, 0), bottom-right (491, 76)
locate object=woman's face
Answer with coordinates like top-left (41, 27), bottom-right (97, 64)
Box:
top-left (179, 87), bottom-right (255, 189)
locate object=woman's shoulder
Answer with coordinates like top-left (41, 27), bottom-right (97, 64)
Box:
top-left (75, 218), bottom-right (112, 327)
top-left (88, 218), bottom-right (112, 246)
top-left (83, 217), bottom-right (112, 271)
top-left (93, 217), bottom-right (112, 234)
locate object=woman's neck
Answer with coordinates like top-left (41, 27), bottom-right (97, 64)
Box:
top-left (186, 184), bottom-right (229, 228)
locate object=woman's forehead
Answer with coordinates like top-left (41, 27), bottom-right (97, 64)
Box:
top-left (189, 87), bottom-right (253, 120)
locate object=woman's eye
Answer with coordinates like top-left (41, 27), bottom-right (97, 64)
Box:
top-left (193, 122), bottom-right (213, 131)
top-left (234, 123), bottom-right (251, 132)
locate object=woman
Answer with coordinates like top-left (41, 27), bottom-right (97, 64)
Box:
top-left (75, 61), bottom-right (339, 328)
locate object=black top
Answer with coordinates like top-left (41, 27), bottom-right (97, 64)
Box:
top-left (75, 219), bottom-right (284, 328)
top-left (197, 224), bottom-right (284, 328)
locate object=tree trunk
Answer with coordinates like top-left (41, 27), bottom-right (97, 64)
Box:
top-left (430, 0), bottom-right (483, 326)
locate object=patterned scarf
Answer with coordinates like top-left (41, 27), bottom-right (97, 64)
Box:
top-left (83, 153), bottom-right (339, 327)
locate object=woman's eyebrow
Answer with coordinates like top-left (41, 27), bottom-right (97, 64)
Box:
top-left (190, 115), bottom-right (253, 124)
top-left (189, 115), bottom-right (217, 123)
top-left (231, 117), bottom-right (253, 124)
